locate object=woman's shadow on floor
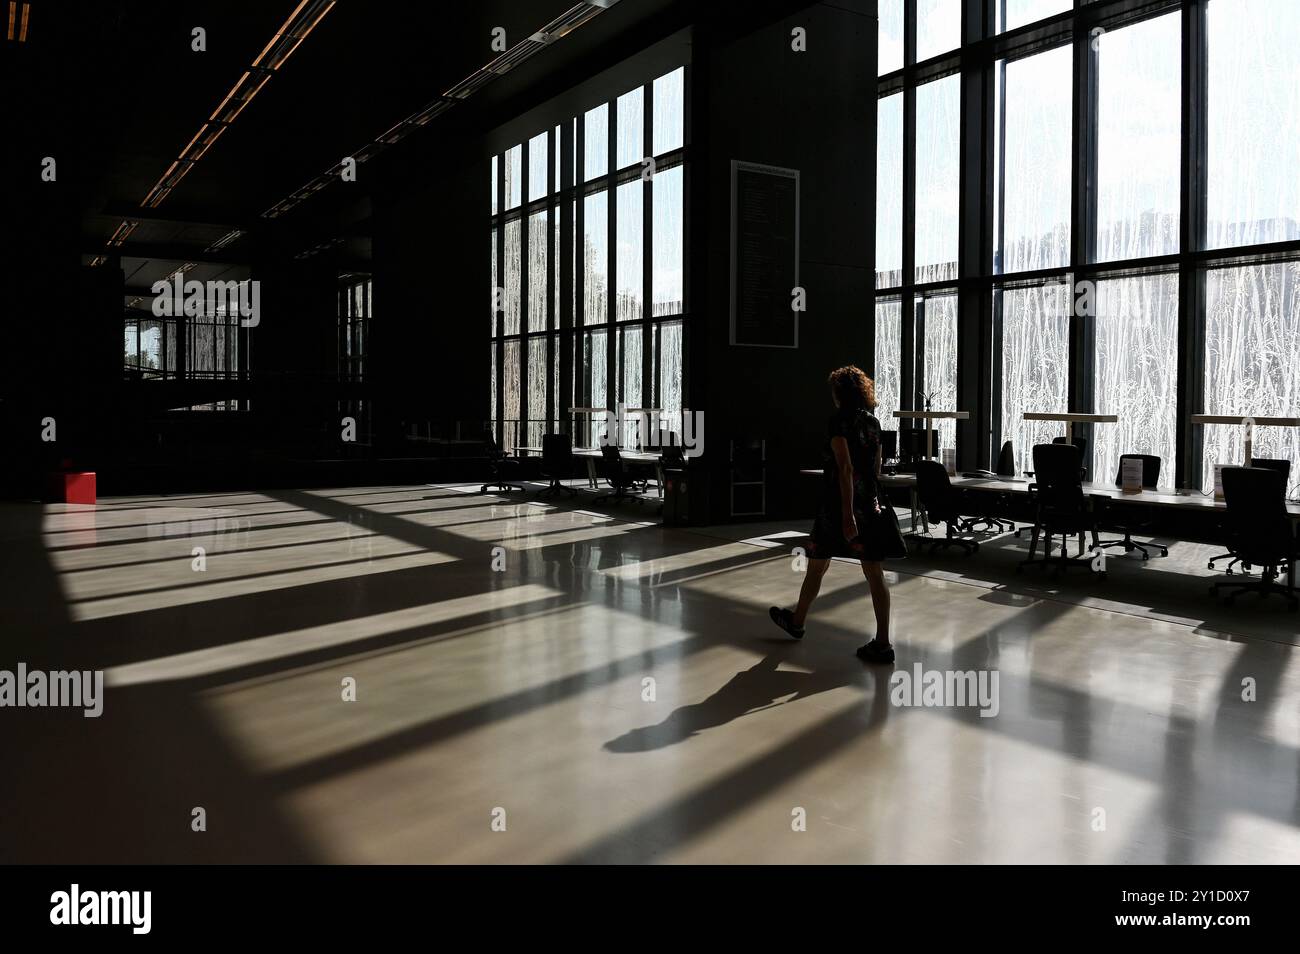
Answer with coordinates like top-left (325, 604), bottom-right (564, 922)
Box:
top-left (605, 648), bottom-right (892, 753)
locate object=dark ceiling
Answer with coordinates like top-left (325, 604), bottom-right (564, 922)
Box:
top-left (5, 0), bottom-right (811, 290)
top-left (7, 0), bottom-right (677, 272)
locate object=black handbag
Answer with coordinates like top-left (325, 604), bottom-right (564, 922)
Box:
top-left (854, 488), bottom-right (908, 559)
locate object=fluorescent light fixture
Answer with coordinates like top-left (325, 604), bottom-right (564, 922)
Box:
top-left (261, 1), bottom-right (620, 219)
top-left (99, 0), bottom-right (337, 255)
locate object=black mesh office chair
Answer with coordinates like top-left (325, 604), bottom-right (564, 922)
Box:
top-left (1208, 458), bottom-right (1292, 574)
top-left (1210, 466), bottom-right (1298, 609)
top-left (480, 428), bottom-right (526, 493)
top-left (538, 433), bottom-right (577, 497)
top-left (1097, 453), bottom-right (1168, 560)
top-left (914, 461), bottom-right (979, 555)
top-left (961, 440), bottom-right (1017, 533)
top-left (1017, 442), bottom-right (1103, 577)
top-left (594, 444), bottom-right (649, 505)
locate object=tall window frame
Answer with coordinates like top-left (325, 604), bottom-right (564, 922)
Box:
top-left (489, 65), bottom-right (689, 452)
top-left (875, 0), bottom-right (1300, 492)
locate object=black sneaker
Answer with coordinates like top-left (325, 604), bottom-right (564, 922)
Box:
top-left (769, 606), bottom-right (805, 640)
top-left (855, 639), bottom-right (895, 663)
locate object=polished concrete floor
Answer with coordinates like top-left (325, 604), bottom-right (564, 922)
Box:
top-left (1, 482), bottom-right (1298, 863)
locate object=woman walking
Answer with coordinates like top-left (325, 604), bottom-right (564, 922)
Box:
top-left (769, 365), bottom-right (902, 662)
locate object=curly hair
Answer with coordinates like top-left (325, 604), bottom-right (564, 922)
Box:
top-left (827, 365), bottom-right (878, 411)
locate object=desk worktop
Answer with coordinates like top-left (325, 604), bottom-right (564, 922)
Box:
top-left (876, 472), bottom-right (1300, 516)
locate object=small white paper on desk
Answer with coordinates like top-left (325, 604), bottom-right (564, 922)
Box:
top-left (1213, 463), bottom-right (1225, 500)
top-left (1121, 457), bottom-right (1144, 492)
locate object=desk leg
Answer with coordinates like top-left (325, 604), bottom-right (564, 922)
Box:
top-left (656, 463), bottom-right (664, 498)
top-left (587, 459), bottom-right (598, 489)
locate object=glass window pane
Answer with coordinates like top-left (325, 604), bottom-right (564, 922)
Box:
top-left (617, 87), bottom-right (644, 169)
top-left (503, 218), bottom-right (521, 335)
top-left (490, 227), bottom-right (497, 334)
top-left (528, 133), bottom-right (547, 202)
top-left (528, 337), bottom-right (547, 447)
top-left (490, 154), bottom-right (498, 215)
top-left (874, 300), bottom-right (902, 435)
top-left (876, 92), bottom-right (903, 288)
top-left (585, 103), bottom-right (609, 181)
top-left (920, 293), bottom-right (959, 452)
top-left (553, 212), bottom-right (561, 328)
top-left (999, 0), bottom-right (1070, 33)
top-left (582, 329), bottom-right (608, 445)
top-left (1207, 0), bottom-right (1300, 249)
top-left (504, 144), bottom-right (522, 210)
top-left (490, 342), bottom-right (497, 426)
top-left (917, 0), bottom-right (961, 62)
top-left (528, 210), bottom-right (547, 332)
top-left (999, 283), bottom-right (1071, 476)
top-left (653, 165), bottom-right (684, 316)
top-left (616, 181), bottom-right (643, 322)
top-left (1203, 262), bottom-right (1300, 497)
top-left (878, 0), bottom-right (903, 75)
top-left (1095, 13), bottom-right (1181, 262)
top-left (995, 45), bottom-right (1072, 274)
top-left (503, 340), bottom-right (520, 450)
top-left (618, 326), bottom-right (643, 445)
top-left (653, 67), bottom-right (684, 155)
top-left (583, 191), bottom-right (608, 325)
top-left (1093, 275), bottom-right (1180, 485)
top-left (915, 75), bottom-right (960, 283)
top-left (657, 320), bottom-right (684, 437)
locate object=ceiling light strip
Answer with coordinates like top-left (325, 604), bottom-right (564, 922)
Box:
top-left (261, 0), bottom-right (620, 219)
top-left (94, 0), bottom-right (336, 263)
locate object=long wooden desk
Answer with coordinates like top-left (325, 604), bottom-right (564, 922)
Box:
top-left (878, 472), bottom-right (1300, 515)
top-left (517, 445), bottom-right (666, 496)
top-left (801, 468), bottom-right (1300, 536)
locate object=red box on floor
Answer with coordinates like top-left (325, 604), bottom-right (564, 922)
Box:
top-left (48, 471), bottom-right (96, 504)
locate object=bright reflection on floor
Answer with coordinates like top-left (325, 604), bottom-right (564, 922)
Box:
top-left (5, 483), bottom-right (1299, 863)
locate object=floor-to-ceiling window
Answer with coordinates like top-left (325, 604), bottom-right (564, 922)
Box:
top-left (877, 0), bottom-right (1299, 495)
top-left (875, 3), bottom-right (961, 456)
top-left (489, 65), bottom-right (687, 452)
top-left (339, 274), bottom-right (370, 442)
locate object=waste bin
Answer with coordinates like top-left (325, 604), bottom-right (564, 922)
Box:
top-left (662, 466), bottom-right (691, 526)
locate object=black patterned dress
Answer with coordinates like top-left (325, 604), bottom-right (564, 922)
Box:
top-left (806, 407), bottom-right (889, 560)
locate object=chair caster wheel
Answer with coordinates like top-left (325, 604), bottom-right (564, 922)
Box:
top-left (1207, 561), bottom-right (1214, 570)
top-left (1142, 553), bottom-right (1149, 561)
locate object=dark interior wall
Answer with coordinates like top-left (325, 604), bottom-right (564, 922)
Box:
top-left (691, 1), bottom-right (877, 522)
top-left (369, 120), bottom-right (487, 439)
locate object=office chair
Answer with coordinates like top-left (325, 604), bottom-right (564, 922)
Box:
top-left (996, 440), bottom-right (1016, 477)
top-left (960, 440), bottom-right (1017, 533)
top-left (1210, 466), bottom-right (1298, 610)
top-left (1207, 457), bottom-right (1292, 574)
top-left (1017, 442), bottom-right (1103, 578)
top-left (1096, 453), bottom-right (1168, 560)
top-left (1023, 436), bottom-right (1086, 478)
top-left (593, 444), bottom-right (649, 505)
top-left (480, 428), bottom-right (526, 494)
top-left (537, 433), bottom-right (577, 498)
top-left (913, 460), bottom-right (979, 555)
